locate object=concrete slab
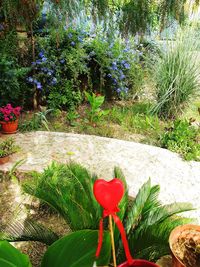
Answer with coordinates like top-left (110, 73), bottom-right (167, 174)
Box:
top-left (1, 131), bottom-right (200, 222)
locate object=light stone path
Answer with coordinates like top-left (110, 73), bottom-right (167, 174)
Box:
top-left (1, 131), bottom-right (200, 223)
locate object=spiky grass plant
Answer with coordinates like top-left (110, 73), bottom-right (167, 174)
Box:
top-left (150, 29), bottom-right (200, 119)
top-left (0, 162), bottom-right (195, 263)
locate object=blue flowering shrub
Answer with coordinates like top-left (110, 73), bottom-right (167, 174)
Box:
top-left (86, 36), bottom-right (144, 99)
top-left (26, 27), bottom-right (144, 109)
top-left (26, 29), bottom-right (88, 110)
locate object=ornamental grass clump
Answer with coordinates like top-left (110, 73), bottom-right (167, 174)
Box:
top-left (0, 103), bottom-right (21, 122)
top-left (150, 29), bottom-right (200, 119)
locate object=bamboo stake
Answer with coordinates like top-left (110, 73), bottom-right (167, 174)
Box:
top-left (109, 215), bottom-right (117, 267)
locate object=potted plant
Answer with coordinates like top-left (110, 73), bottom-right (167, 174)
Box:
top-left (0, 103), bottom-right (21, 133)
top-left (169, 224), bottom-right (200, 267)
top-left (0, 137), bottom-right (19, 164)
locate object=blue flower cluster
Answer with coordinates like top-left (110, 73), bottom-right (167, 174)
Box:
top-left (107, 58), bottom-right (131, 96)
top-left (26, 50), bottom-right (58, 91)
top-left (66, 30), bottom-right (85, 47)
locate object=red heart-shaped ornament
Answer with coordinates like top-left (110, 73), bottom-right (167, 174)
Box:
top-left (93, 178), bottom-right (124, 211)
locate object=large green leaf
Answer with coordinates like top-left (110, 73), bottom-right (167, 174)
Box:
top-left (0, 241), bottom-right (32, 267)
top-left (0, 259), bottom-right (17, 267)
top-left (41, 230), bottom-right (111, 267)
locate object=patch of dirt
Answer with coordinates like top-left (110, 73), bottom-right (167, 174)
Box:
top-left (172, 229), bottom-right (200, 267)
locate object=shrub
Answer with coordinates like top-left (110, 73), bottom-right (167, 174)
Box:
top-left (26, 27), bottom-right (144, 108)
top-left (17, 162), bottom-right (194, 263)
top-left (160, 119), bottom-right (200, 161)
top-left (150, 29), bottom-right (200, 118)
top-left (0, 54), bottom-right (29, 107)
top-left (0, 31), bottom-right (30, 107)
top-left (86, 36), bottom-right (144, 99)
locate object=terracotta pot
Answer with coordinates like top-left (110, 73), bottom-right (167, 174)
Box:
top-left (169, 224), bottom-right (200, 267)
top-left (0, 155), bottom-right (10, 164)
top-left (118, 259), bottom-right (159, 267)
top-left (0, 119), bottom-right (19, 134)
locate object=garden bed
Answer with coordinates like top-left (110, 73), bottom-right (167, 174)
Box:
top-left (0, 177), bottom-right (69, 267)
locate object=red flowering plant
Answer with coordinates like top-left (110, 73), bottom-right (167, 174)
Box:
top-left (0, 104), bottom-right (21, 123)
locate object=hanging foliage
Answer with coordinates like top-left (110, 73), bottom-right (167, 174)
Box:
top-left (0, 0), bottom-right (43, 30)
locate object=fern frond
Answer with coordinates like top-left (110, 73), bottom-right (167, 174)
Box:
top-left (142, 185), bottom-right (161, 216)
top-left (113, 167), bottom-right (129, 245)
top-left (0, 220), bottom-right (59, 245)
top-left (22, 162), bottom-right (101, 231)
top-left (113, 167), bottom-right (128, 222)
top-left (125, 179), bottom-right (152, 234)
top-left (129, 216), bottom-right (195, 261)
top-left (145, 202), bottom-right (195, 225)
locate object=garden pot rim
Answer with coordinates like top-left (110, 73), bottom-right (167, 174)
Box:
top-left (0, 154), bottom-right (10, 164)
top-left (169, 224), bottom-right (200, 267)
top-left (0, 119), bottom-right (19, 124)
top-left (169, 224), bottom-right (200, 246)
top-left (0, 154), bottom-right (11, 158)
top-left (118, 259), bottom-right (159, 267)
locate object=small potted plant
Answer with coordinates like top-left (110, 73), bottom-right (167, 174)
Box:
top-left (0, 137), bottom-right (19, 164)
top-left (0, 104), bottom-right (21, 133)
top-left (169, 224), bottom-right (200, 267)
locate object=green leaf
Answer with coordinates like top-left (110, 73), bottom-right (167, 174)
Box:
top-left (0, 219), bottom-right (59, 245)
top-left (41, 230), bottom-right (111, 267)
top-left (0, 258), bottom-right (17, 267)
top-left (0, 241), bottom-right (32, 267)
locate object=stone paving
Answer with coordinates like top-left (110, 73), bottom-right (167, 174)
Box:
top-left (1, 131), bottom-right (200, 222)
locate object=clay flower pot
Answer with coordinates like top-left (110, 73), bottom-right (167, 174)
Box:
top-left (169, 224), bottom-right (200, 267)
top-left (118, 259), bottom-right (159, 267)
top-left (0, 119), bottom-right (19, 134)
top-left (0, 155), bottom-right (10, 165)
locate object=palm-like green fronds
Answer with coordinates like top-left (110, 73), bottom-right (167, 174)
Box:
top-left (125, 179), bottom-right (152, 234)
top-left (144, 202), bottom-right (194, 226)
top-left (22, 162), bottom-right (101, 231)
top-left (130, 216), bottom-right (195, 261)
top-left (113, 167), bottom-right (129, 246)
top-left (114, 167), bottom-right (128, 222)
top-left (0, 220), bottom-right (59, 245)
top-left (123, 178), bottom-right (196, 262)
top-left (21, 163), bottom-right (195, 263)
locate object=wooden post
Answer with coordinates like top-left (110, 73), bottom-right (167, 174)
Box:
top-left (109, 215), bottom-right (117, 267)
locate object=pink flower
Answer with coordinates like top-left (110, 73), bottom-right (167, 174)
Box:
top-left (0, 103), bottom-right (21, 122)
top-left (6, 104), bottom-right (12, 109)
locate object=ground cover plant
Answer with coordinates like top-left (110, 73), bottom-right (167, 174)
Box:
top-left (0, 162), bottom-right (195, 267)
top-left (160, 120), bottom-right (200, 161)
